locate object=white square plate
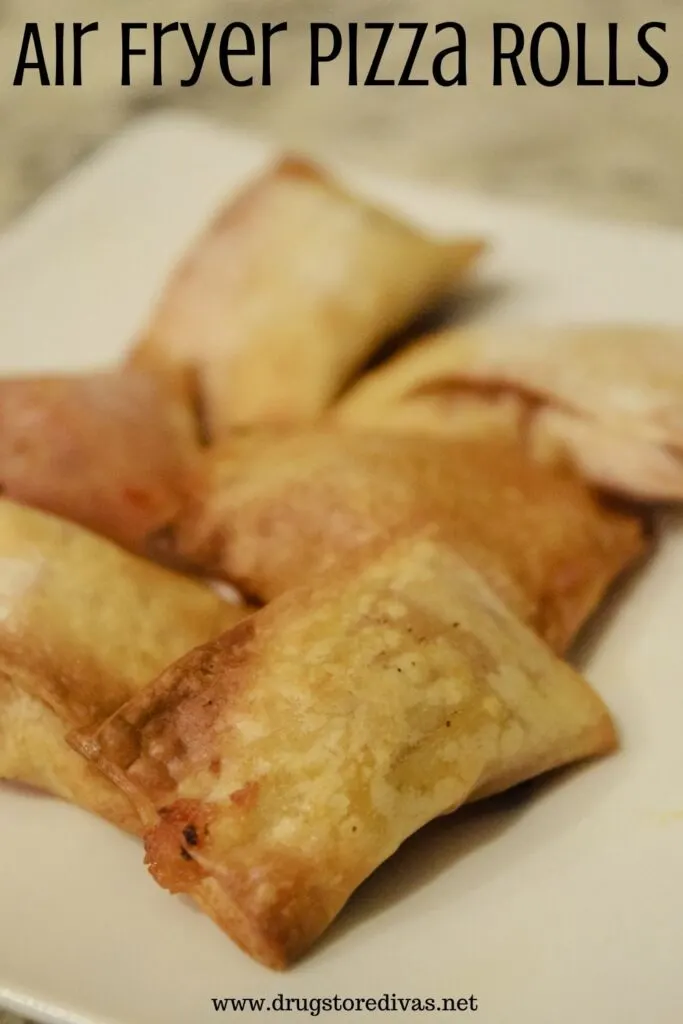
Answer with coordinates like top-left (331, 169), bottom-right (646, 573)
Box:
top-left (1, 114), bottom-right (682, 1024)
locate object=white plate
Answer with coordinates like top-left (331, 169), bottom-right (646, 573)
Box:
top-left (1, 113), bottom-right (683, 1024)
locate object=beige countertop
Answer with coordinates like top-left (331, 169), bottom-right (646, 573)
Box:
top-left (0, 1), bottom-right (681, 1023)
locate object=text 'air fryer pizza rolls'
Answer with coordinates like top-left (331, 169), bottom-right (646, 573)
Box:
top-left (0, 369), bottom-right (198, 558)
top-left (335, 325), bottom-right (683, 502)
top-left (0, 500), bottom-right (248, 832)
top-left (78, 536), bottom-right (617, 969)
top-left (130, 156), bottom-right (484, 439)
top-left (168, 431), bottom-right (646, 653)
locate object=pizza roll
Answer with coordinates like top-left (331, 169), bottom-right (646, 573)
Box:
top-left (130, 156), bottom-right (484, 439)
top-left (0, 369), bottom-right (198, 558)
top-left (167, 430), bottom-right (646, 653)
top-left (0, 500), bottom-right (248, 831)
top-left (335, 325), bottom-right (683, 501)
top-left (77, 536), bottom-right (616, 968)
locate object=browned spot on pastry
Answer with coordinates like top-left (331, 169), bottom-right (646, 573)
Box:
top-left (122, 486), bottom-right (154, 510)
top-left (145, 800), bottom-right (214, 893)
top-left (230, 781), bottom-right (259, 810)
top-left (183, 824), bottom-right (199, 846)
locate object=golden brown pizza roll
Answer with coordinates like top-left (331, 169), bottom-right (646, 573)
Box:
top-left (0, 369), bottom-right (198, 558)
top-left (167, 430), bottom-right (646, 653)
top-left (335, 325), bottom-right (683, 501)
top-left (130, 156), bottom-right (484, 439)
top-left (77, 535), bottom-right (616, 968)
top-left (0, 500), bottom-right (248, 831)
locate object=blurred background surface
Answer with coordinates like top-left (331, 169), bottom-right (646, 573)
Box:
top-left (0, 0), bottom-right (680, 229)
